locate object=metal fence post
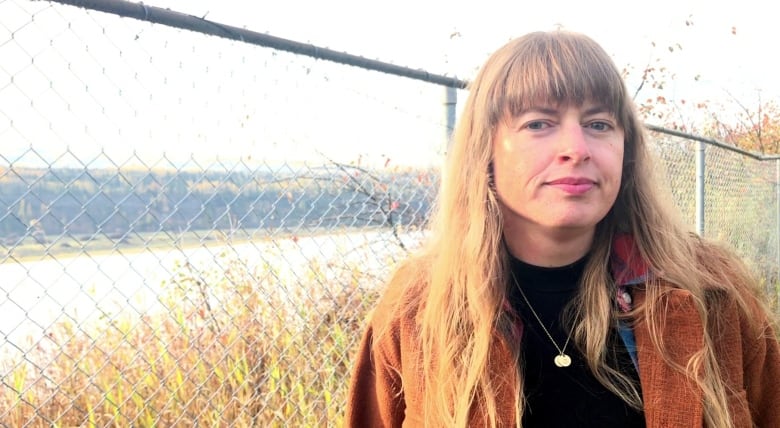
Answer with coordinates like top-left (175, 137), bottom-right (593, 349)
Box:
top-left (696, 140), bottom-right (705, 236)
top-left (444, 86), bottom-right (457, 151)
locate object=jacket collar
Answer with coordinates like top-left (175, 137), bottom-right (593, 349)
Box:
top-left (611, 233), bottom-right (652, 287)
top-left (609, 233), bottom-right (705, 426)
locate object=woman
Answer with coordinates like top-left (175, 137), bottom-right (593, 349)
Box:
top-left (345, 31), bottom-right (780, 427)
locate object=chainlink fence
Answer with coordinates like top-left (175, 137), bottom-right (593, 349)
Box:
top-left (648, 130), bottom-right (780, 300)
top-left (1, 1), bottom-right (778, 426)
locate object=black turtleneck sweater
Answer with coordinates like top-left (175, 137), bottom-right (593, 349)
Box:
top-left (507, 255), bottom-right (645, 427)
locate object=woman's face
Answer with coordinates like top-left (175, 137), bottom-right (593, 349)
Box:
top-left (492, 100), bottom-right (624, 248)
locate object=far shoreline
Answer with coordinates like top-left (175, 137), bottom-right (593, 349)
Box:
top-left (0, 224), bottom-right (420, 264)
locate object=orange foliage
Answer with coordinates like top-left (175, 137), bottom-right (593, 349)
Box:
top-left (709, 100), bottom-right (780, 155)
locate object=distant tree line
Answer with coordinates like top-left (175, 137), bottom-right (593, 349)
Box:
top-left (0, 164), bottom-right (437, 245)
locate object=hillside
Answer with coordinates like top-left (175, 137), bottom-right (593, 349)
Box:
top-left (0, 164), bottom-right (437, 246)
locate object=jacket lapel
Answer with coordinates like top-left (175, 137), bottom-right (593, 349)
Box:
top-left (632, 288), bottom-right (705, 427)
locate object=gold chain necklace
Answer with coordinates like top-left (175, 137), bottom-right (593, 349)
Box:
top-left (511, 271), bottom-right (574, 368)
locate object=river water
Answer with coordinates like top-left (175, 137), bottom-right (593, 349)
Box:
top-left (0, 229), bottom-right (420, 364)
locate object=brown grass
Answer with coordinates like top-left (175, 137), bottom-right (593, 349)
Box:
top-left (0, 252), bottom-right (382, 427)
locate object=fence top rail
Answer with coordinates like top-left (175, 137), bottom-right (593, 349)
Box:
top-left (47, 0), bottom-right (780, 162)
top-left (646, 124), bottom-right (780, 161)
top-left (48, 0), bottom-right (470, 89)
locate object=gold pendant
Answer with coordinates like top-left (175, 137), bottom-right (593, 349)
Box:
top-left (554, 354), bottom-right (572, 367)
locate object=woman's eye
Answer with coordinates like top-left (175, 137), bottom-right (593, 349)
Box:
top-left (526, 121), bottom-right (549, 130)
top-left (587, 121), bottom-right (612, 131)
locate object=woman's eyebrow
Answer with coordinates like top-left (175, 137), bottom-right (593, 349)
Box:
top-left (582, 105), bottom-right (613, 116)
top-left (522, 106), bottom-right (559, 116)
top-left (516, 104), bottom-right (615, 117)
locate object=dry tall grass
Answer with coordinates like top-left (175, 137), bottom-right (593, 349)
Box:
top-left (0, 250), bottom-right (381, 427)
top-left (2, 237), bottom-right (775, 427)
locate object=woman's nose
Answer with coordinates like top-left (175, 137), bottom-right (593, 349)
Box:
top-left (557, 124), bottom-right (591, 163)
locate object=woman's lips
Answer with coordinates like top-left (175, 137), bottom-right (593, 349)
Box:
top-left (546, 177), bottom-right (596, 195)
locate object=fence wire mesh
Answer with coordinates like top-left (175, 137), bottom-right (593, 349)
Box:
top-left (649, 131), bottom-right (779, 299)
top-left (0, 1), bottom-right (778, 426)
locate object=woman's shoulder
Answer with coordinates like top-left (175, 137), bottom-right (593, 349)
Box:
top-left (648, 234), bottom-right (775, 338)
top-left (688, 238), bottom-right (777, 348)
top-left (687, 236), bottom-right (767, 303)
top-left (366, 258), bottom-right (429, 338)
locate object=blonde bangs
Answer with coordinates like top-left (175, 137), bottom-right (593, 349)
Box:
top-left (482, 32), bottom-right (629, 127)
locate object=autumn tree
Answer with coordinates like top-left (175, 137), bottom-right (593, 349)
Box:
top-left (622, 15), bottom-right (712, 134)
top-left (703, 95), bottom-right (780, 155)
top-left (623, 19), bottom-right (780, 156)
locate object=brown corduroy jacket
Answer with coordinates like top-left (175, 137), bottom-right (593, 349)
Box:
top-left (345, 279), bottom-right (780, 427)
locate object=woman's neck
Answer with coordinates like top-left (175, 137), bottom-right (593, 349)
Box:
top-left (503, 226), bottom-right (594, 268)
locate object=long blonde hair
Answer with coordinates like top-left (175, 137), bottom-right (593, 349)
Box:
top-left (380, 31), bottom-right (766, 427)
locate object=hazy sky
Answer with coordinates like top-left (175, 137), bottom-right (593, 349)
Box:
top-left (125, 0), bottom-right (780, 138)
top-left (1, 0), bottom-right (777, 168)
top-left (146, 0), bottom-right (780, 98)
